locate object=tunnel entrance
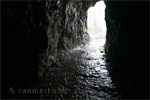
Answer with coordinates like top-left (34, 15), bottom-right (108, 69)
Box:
top-left (87, 0), bottom-right (107, 46)
top-left (41, 1), bottom-right (118, 98)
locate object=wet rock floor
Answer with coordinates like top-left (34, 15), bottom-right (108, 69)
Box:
top-left (41, 39), bottom-right (119, 99)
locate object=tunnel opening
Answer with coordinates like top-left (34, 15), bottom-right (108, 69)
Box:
top-left (2, 0), bottom-right (149, 99)
top-left (87, 0), bottom-right (107, 47)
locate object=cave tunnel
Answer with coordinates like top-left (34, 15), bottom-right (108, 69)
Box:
top-left (2, 0), bottom-right (149, 99)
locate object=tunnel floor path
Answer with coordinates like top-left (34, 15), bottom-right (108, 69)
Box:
top-left (41, 38), bottom-right (119, 99)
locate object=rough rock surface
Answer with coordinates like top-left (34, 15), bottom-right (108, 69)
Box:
top-left (2, 0), bottom-right (98, 98)
top-left (104, 1), bottom-right (149, 99)
top-left (2, 0), bottom-right (149, 99)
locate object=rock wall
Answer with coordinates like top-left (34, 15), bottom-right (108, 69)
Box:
top-left (2, 0), bottom-right (98, 98)
top-left (104, 1), bottom-right (149, 99)
top-left (3, 0), bottom-right (148, 99)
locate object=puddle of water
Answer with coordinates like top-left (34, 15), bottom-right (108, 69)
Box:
top-left (95, 67), bottom-right (101, 71)
top-left (41, 1), bottom-right (119, 99)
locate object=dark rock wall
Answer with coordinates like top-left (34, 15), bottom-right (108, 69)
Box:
top-left (2, 0), bottom-right (98, 98)
top-left (104, 1), bottom-right (149, 99)
top-left (2, 0), bottom-right (148, 99)
top-left (2, 2), bottom-right (49, 98)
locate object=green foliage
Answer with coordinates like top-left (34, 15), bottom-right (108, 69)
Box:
top-left (82, 26), bottom-right (87, 33)
top-left (104, 43), bottom-right (108, 54)
top-left (86, 32), bottom-right (90, 41)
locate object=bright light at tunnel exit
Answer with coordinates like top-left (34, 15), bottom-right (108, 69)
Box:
top-left (87, 1), bottom-right (107, 46)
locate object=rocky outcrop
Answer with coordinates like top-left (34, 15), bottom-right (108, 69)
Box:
top-left (3, 0), bottom-right (148, 99)
top-left (104, 1), bottom-right (149, 99)
top-left (2, 0), bottom-right (98, 98)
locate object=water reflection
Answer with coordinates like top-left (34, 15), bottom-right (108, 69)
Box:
top-left (41, 1), bottom-right (119, 99)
